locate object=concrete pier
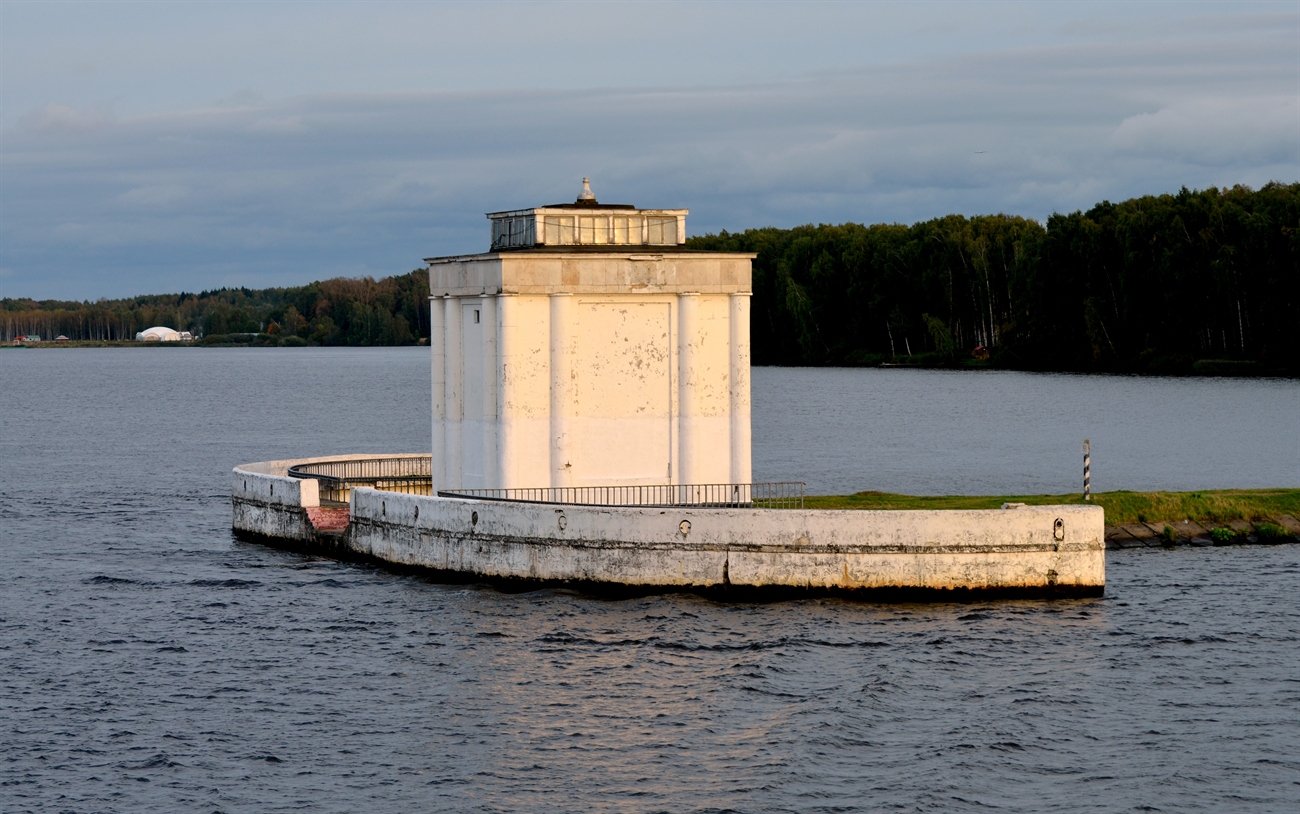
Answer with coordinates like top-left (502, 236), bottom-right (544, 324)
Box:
top-left (232, 455), bottom-right (1106, 598)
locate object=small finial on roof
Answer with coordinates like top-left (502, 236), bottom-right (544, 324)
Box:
top-left (577, 177), bottom-right (596, 203)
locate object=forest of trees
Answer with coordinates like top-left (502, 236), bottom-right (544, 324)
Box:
top-left (3, 183), bottom-right (1296, 373)
top-left (690, 182), bottom-right (1298, 374)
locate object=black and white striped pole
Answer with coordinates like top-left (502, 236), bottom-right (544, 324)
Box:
top-left (1082, 439), bottom-right (1091, 501)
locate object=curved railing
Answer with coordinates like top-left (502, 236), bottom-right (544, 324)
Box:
top-left (440, 482), bottom-right (805, 509)
top-left (290, 455), bottom-right (803, 508)
top-left (288, 456), bottom-right (433, 504)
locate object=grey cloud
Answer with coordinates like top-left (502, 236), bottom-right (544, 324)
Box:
top-left (115, 184), bottom-right (190, 208)
top-left (2, 23), bottom-right (1296, 299)
top-left (1109, 97), bottom-right (1298, 165)
top-left (18, 102), bottom-right (115, 134)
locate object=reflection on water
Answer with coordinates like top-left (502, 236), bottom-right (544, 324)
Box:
top-left (1, 348), bottom-right (1297, 812)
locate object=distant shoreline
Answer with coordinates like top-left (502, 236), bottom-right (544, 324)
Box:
top-left (5, 184), bottom-right (1298, 376)
top-left (4, 337), bottom-right (429, 349)
top-left (5, 339), bottom-right (1293, 377)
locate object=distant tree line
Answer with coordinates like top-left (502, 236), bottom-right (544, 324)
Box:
top-left (688, 182), bottom-right (1298, 374)
top-left (4, 183), bottom-right (1296, 373)
top-left (2, 271), bottom-right (430, 347)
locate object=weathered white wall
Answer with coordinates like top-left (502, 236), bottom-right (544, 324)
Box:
top-left (231, 458), bottom-right (321, 542)
top-left (231, 454), bottom-right (409, 541)
top-left (347, 488), bottom-right (1105, 592)
top-left (460, 297), bottom-right (486, 487)
top-left (428, 252), bottom-right (753, 297)
top-left (729, 293), bottom-right (752, 484)
top-left (574, 298), bottom-right (673, 485)
top-left (499, 294), bottom-right (551, 488)
top-left (430, 251), bottom-right (755, 491)
top-left (231, 455), bottom-right (1106, 594)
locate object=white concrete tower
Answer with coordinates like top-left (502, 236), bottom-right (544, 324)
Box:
top-left (428, 180), bottom-right (755, 491)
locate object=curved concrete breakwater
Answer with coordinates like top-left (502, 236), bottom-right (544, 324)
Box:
top-left (232, 454), bottom-right (1106, 598)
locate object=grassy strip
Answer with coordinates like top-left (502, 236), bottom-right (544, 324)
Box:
top-left (804, 489), bottom-right (1300, 526)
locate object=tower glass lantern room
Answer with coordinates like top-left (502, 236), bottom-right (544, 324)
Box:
top-left (427, 180), bottom-right (757, 492)
top-left (488, 177), bottom-right (688, 250)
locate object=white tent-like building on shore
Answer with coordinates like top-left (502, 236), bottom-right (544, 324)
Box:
top-left (135, 326), bottom-right (182, 342)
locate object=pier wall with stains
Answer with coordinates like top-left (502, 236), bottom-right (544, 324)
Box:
top-left (232, 457), bottom-right (1105, 597)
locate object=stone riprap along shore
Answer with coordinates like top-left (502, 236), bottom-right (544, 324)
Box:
top-left (1105, 516), bottom-right (1300, 549)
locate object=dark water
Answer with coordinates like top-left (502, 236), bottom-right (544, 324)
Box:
top-left (751, 366), bottom-right (1300, 495)
top-left (2, 348), bottom-right (1298, 813)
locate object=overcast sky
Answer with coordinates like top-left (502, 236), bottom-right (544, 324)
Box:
top-left (2, 0), bottom-right (1297, 300)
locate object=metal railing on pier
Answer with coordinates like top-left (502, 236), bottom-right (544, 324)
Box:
top-left (288, 456), bottom-right (804, 509)
top-left (440, 482), bottom-right (804, 509)
top-left (288, 456), bottom-right (433, 504)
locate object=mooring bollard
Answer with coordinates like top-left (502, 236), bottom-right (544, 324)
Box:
top-left (1082, 439), bottom-right (1091, 501)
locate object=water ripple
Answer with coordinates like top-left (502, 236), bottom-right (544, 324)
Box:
top-left (2, 349), bottom-right (1297, 812)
